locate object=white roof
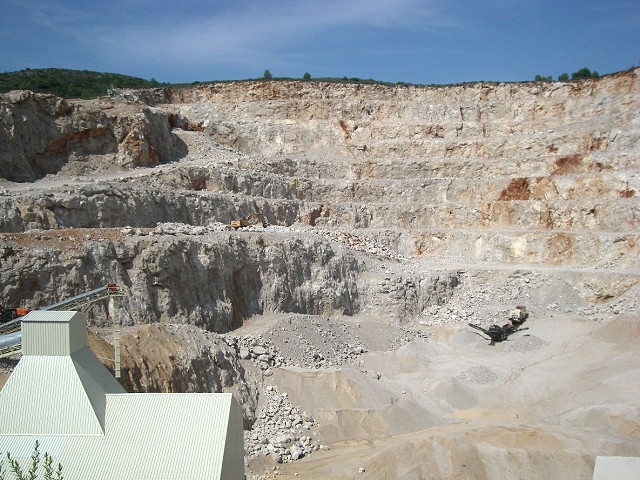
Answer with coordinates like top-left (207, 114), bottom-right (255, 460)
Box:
top-left (21, 310), bottom-right (87, 356)
top-left (0, 351), bottom-right (124, 434)
top-left (593, 456), bottom-right (640, 480)
top-left (0, 312), bottom-right (125, 435)
top-left (0, 393), bottom-right (244, 480)
top-left (0, 311), bottom-right (244, 480)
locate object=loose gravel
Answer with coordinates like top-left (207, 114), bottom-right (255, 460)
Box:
top-left (455, 365), bottom-right (499, 385)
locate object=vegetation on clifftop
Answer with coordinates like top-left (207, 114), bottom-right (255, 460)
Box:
top-left (535, 67), bottom-right (600, 82)
top-left (0, 68), bottom-right (165, 99)
top-left (0, 65), bottom-right (621, 100)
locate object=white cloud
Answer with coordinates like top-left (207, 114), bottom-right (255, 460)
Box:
top-left (75, 0), bottom-right (457, 68)
top-left (3, 0), bottom-right (461, 77)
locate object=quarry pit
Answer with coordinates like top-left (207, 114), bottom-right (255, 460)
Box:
top-left (1, 70), bottom-right (639, 479)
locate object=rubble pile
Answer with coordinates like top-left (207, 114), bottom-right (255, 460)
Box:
top-left (232, 315), bottom-right (431, 371)
top-left (244, 385), bottom-right (326, 464)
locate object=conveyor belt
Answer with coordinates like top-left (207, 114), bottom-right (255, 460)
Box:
top-left (0, 284), bottom-right (122, 358)
top-left (0, 332), bottom-right (21, 359)
top-left (42, 283), bottom-right (120, 311)
top-left (0, 317), bottom-right (22, 337)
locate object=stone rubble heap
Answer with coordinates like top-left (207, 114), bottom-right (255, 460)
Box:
top-left (243, 384), bottom-right (327, 464)
top-left (455, 365), bottom-right (499, 385)
top-left (232, 336), bottom-right (285, 377)
top-left (233, 316), bottom-right (431, 371)
top-left (121, 221), bottom-right (232, 237)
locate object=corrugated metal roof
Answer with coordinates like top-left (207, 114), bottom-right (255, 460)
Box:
top-left (0, 355), bottom-right (110, 435)
top-left (22, 311), bottom-right (85, 355)
top-left (71, 347), bottom-right (126, 429)
top-left (101, 393), bottom-right (239, 479)
top-left (22, 310), bottom-right (78, 324)
top-left (0, 394), bottom-right (243, 480)
top-left (0, 435), bottom-right (67, 457)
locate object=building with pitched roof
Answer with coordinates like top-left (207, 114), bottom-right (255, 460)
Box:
top-left (0, 311), bottom-right (244, 480)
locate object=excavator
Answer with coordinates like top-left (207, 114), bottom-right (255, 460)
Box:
top-left (0, 306), bottom-right (30, 324)
top-left (230, 213), bottom-right (267, 229)
top-left (508, 305), bottom-right (528, 323)
top-left (231, 202), bottom-right (267, 230)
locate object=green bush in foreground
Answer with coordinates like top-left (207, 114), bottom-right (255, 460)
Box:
top-left (0, 441), bottom-right (63, 480)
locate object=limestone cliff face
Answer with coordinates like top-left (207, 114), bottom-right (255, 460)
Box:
top-left (0, 70), bottom-right (638, 327)
top-left (164, 70), bottom-right (639, 161)
top-left (2, 70), bottom-right (638, 182)
top-left (0, 90), bottom-right (187, 182)
top-left (0, 178), bottom-right (301, 233)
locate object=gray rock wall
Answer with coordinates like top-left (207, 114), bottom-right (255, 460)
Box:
top-left (0, 231), bottom-right (458, 332)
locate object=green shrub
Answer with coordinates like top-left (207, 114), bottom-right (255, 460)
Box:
top-left (571, 67), bottom-right (592, 79)
top-left (0, 441), bottom-right (63, 480)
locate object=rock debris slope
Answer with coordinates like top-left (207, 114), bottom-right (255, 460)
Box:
top-left (1, 69), bottom-right (639, 479)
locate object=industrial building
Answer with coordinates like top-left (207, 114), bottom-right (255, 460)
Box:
top-left (0, 310), bottom-right (244, 479)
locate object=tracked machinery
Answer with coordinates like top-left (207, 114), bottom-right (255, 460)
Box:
top-left (230, 212), bottom-right (267, 230)
top-left (468, 305), bottom-right (529, 344)
top-left (230, 201), bottom-right (268, 230)
top-left (0, 283), bottom-right (123, 364)
top-left (0, 306), bottom-right (31, 324)
top-left (508, 305), bottom-right (528, 323)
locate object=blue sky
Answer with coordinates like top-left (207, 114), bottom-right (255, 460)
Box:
top-left (1, 0), bottom-right (638, 84)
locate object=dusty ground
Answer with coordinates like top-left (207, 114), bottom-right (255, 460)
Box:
top-left (237, 277), bottom-right (640, 479)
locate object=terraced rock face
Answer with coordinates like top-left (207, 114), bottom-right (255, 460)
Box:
top-left (1, 71), bottom-right (638, 271)
top-left (1, 70), bottom-right (639, 479)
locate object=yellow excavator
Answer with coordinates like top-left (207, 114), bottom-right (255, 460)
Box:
top-left (230, 213), bottom-right (267, 230)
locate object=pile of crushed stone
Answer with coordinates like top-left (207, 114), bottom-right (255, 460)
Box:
top-left (505, 334), bottom-right (548, 353)
top-left (234, 315), bottom-right (431, 370)
top-left (455, 365), bottom-right (498, 385)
